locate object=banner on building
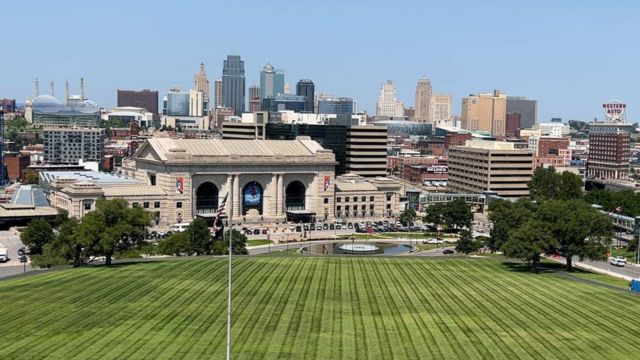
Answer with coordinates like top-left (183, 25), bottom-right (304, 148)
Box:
top-left (176, 177), bottom-right (184, 194)
top-left (323, 176), bottom-right (331, 191)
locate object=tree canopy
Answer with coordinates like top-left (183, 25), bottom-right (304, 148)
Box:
top-left (423, 199), bottom-right (472, 231)
top-left (528, 167), bottom-right (583, 202)
top-left (20, 218), bottom-right (54, 255)
top-left (399, 208), bottom-right (417, 226)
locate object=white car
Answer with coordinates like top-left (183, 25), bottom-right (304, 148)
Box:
top-left (610, 256), bottom-right (627, 267)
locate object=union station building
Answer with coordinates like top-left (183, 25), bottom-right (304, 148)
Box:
top-left (123, 136), bottom-right (337, 225)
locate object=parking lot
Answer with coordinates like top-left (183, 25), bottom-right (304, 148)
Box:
top-left (0, 230), bottom-right (32, 278)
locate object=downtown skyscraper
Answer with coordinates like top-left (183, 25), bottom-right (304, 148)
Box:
top-left (376, 80), bottom-right (404, 117)
top-left (414, 78), bottom-right (432, 122)
top-left (296, 79), bottom-right (315, 113)
top-left (194, 63), bottom-right (210, 103)
top-left (260, 63), bottom-right (284, 99)
top-left (222, 55), bottom-right (245, 116)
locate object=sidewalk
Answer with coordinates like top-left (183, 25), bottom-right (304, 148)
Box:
top-left (545, 255), bottom-right (635, 281)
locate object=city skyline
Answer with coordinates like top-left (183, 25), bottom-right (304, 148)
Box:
top-left (1, 0), bottom-right (639, 122)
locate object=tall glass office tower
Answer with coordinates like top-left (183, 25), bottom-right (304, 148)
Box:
top-left (222, 55), bottom-right (245, 116)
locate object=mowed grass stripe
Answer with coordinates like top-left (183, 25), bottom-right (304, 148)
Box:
top-left (2, 257), bottom-right (640, 359)
top-left (391, 259), bottom-right (467, 358)
top-left (470, 260), bottom-right (636, 357)
top-left (379, 259), bottom-right (444, 358)
top-left (79, 259), bottom-right (218, 360)
top-left (467, 260), bottom-right (628, 356)
top-left (436, 259), bottom-right (562, 359)
top-left (10, 262), bottom-right (189, 359)
top-left (128, 258), bottom-right (242, 360)
top-left (365, 258), bottom-right (418, 359)
top-left (233, 257), bottom-right (309, 358)
top-left (182, 257), bottom-right (287, 359)
top-left (469, 259), bottom-right (629, 358)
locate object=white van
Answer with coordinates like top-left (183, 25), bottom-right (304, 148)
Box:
top-left (170, 223), bottom-right (191, 233)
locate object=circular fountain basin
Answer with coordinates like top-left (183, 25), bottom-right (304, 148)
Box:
top-left (339, 243), bottom-right (380, 254)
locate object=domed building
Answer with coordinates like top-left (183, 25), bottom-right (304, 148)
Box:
top-left (25, 79), bottom-right (101, 128)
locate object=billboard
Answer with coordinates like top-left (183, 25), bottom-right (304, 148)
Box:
top-left (175, 177), bottom-right (184, 194)
top-left (323, 176), bottom-right (331, 191)
top-left (243, 181), bottom-right (262, 206)
top-left (602, 100), bottom-right (626, 121)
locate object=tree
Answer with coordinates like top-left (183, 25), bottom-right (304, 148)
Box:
top-left (73, 199), bottom-right (152, 265)
top-left (557, 171), bottom-right (583, 200)
top-left (443, 199), bottom-right (473, 230)
top-left (455, 230), bottom-right (482, 255)
top-left (528, 167), bottom-right (560, 201)
top-left (157, 232), bottom-right (189, 256)
top-left (502, 219), bottom-right (558, 271)
top-left (212, 229), bottom-right (249, 256)
top-left (187, 218), bottom-right (213, 255)
top-left (25, 170), bottom-right (39, 185)
top-left (537, 200), bottom-right (612, 271)
top-left (424, 203), bottom-right (446, 228)
top-left (399, 208), bottom-right (417, 226)
top-left (20, 218), bottom-right (54, 255)
top-left (488, 199), bottom-right (536, 252)
top-left (529, 167), bottom-right (583, 202)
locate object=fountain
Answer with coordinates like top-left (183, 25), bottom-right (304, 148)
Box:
top-left (338, 243), bottom-right (380, 254)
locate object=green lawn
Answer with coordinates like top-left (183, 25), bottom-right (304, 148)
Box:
top-left (247, 239), bottom-right (272, 247)
top-left (1, 257), bottom-right (639, 359)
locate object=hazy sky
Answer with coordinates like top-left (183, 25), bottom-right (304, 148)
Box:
top-left (2, 0), bottom-right (638, 121)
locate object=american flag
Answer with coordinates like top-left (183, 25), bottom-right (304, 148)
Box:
top-left (213, 193), bottom-right (229, 238)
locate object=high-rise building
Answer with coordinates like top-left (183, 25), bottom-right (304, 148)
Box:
top-left (260, 63), bottom-right (285, 99)
top-left (296, 79), bottom-right (315, 113)
top-left (318, 97), bottom-right (354, 115)
top-left (0, 99), bottom-right (17, 113)
top-left (431, 94), bottom-right (452, 124)
top-left (214, 79), bottom-right (222, 108)
top-left (222, 55), bottom-right (245, 116)
top-left (116, 89), bottom-right (159, 119)
top-left (506, 96), bottom-right (537, 129)
top-left (461, 90), bottom-right (507, 136)
top-left (587, 121), bottom-right (632, 180)
top-left (164, 87), bottom-right (189, 116)
top-left (261, 94), bottom-right (306, 112)
top-left (189, 90), bottom-right (205, 117)
top-left (222, 122), bottom-right (388, 177)
top-left (506, 112), bottom-right (521, 137)
top-left (376, 80), bottom-right (403, 117)
top-left (248, 85), bottom-right (261, 113)
top-left (43, 127), bottom-right (105, 166)
top-left (194, 63), bottom-right (210, 104)
top-left (414, 78), bottom-right (432, 121)
top-left (448, 140), bottom-right (533, 199)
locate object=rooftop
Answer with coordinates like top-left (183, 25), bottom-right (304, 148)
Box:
top-left (40, 171), bottom-right (141, 187)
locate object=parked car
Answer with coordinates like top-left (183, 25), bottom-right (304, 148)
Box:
top-left (424, 238), bottom-right (440, 244)
top-left (310, 224), bottom-right (315, 230)
top-left (19, 254), bottom-right (28, 262)
top-left (610, 256), bottom-right (627, 267)
top-left (261, 229), bottom-right (268, 235)
top-left (336, 224), bottom-right (342, 230)
top-left (323, 224), bottom-right (328, 230)
top-left (18, 247), bottom-right (26, 256)
top-left (329, 224), bottom-right (335, 230)
top-left (443, 249), bottom-right (455, 255)
top-left (347, 223), bottom-right (353, 229)
top-left (253, 229), bottom-right (262, 235)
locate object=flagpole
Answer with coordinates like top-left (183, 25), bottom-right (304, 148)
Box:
top-left (226, 193), bottom-right (233, 360)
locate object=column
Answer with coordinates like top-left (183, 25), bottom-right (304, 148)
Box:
top-left (272, 173), bottom-right (279, 217)
top-left (232, 174), bottom-right (241, 219)
top-left (277, 173), bottom-right (284, 217)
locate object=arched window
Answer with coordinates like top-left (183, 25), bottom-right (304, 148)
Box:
top-left (285, 181), bottom-right (305, 211)
top-left (243, 181), bottom-right (263, 215)
top-left (196, 182), bottom-right (218, 214)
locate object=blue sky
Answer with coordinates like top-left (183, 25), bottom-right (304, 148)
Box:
top-left (1, 0), bottom-right (638, 121)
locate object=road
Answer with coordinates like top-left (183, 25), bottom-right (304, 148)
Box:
top-left (574, 256), bottom-right (640, 279)
top-left (0, 230), bottom-right (32, 277)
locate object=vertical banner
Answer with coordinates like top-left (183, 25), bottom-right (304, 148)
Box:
top-left (323, 176), bottom-right (331, 191)
top-left (176, 176), bottom-right (184, 194)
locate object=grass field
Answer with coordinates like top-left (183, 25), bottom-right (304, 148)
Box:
top-left (246, 239), bottom-right (272, 247)
top-left (1, 257), bottom-right (639, 359)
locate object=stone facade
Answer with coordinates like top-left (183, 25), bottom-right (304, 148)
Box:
top-left (125, 137), bottom-right (337, 225)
